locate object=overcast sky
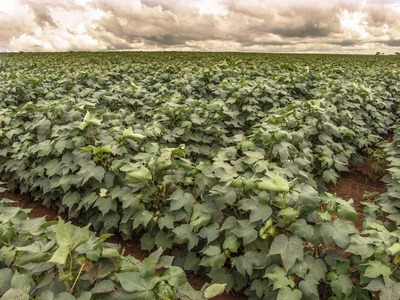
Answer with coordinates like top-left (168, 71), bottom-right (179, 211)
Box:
top-left (1, 0), bottom-right (400, 54)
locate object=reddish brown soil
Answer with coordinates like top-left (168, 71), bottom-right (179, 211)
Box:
top-left (326, 156), bottom-right (387, 231)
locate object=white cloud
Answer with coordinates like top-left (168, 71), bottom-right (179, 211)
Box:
top-left (340, 10), bottom-right (370, 39)
top-left (0, 0), bottom-right (399, 53)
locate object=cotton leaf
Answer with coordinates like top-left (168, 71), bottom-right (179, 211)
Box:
top-left (269, 234), bottom-right (304, 271)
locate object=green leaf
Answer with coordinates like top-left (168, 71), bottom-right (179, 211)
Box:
top-left (160, 266), bottom-right (187, 287)
top-left (198, 223), bottom-right (220, 244)
top-left (77, 161), bottom-right (105, 184)
top-left (304, 256), bottom-right (327, 281)
top-left (232, 219), bottom-right (258, 245)
top-left (15, 247), bottom-right (51, 266)
top-left (0, 268), bottom-right (12, 294)
top-left (320, 219), bottom-right (356, 248)
top-left (169, 190), bottom-right (195, 213)
top-left (278, 207), bottom-right (298, 224)
top-left (177, 282), bottom-right (206, 300)
top-left (223, 235), bottom-right (240, 253)
top-left (123, 126), bottom-right (145, 139)
top-left (277, 287), bottom-right (302, 300)
top-left (322, 169), bottom-right (338, 183)
top-left (49, 217), bottom-right (90, 265)
top-left (330, 274), bottom-right (353, 297)
top-left (94, 197), bottom-right (116, 215)
top-left (238, 197), bottom-right (271, 223)
top-left (62, 191), bottom-right (81, 207)
top-left (190, 204), bottom-right (211, 232)
top-left (15, 217), bottom-right (47, 235)
top-left (119, 187), bottom-right (140, 210)
top-left (132, 209), bottom-right (153, 229)
top-left (363, 260), bottom-right (392, 284)
top-left (2, 271), bottom-right (32, 300)
top-left (81, 258), bottom-right (117, 281)
top-left (76, 291), bottom-right (92, 300)
top-left (287, 219), bottom-right (314, 240)
top-left (54, 293), bottom-right (76, 300)
top-left (265, 266), bottom-right (294, 290)
top-left (208, 269), bottom-right (234, 292)
top-left (0, 246), bottom-right (15, 266)
top-left (257, 174), bottom-right (289, 193)
top-left (1, 288), bottom-right (30, 300)
top-left (195, 162), bottom-right (216, 191)
top-left (298, 273), bottom-right (319, 299)
top-left (249, 204), bottom-right (272, 224)
top-left (366, 279), bottom-right (400, 300)
top-left (269, 235), bottom-right (304, 271)
top-left (209, 185), bottom-right (237, 205)
top-left (388, 242), bottom-right (400, 256)
top-left (172, 224), bottom-right (199, 251)
top-left (39, 290), bottom-right (55, 300)
top-left (345, 235), bottom-right (374, 260)
top-left (200, 253), bottom-right (226, 272)
top-left (243, 151), bottom-right (264, 165)
top-left (212, 161), bottom-right (237, 182)
top-left (235, 251), bottom-right (268, 277)
top-left (28, 140), bottom-right (52, 157)
top-left (380, 281), bottom-right (400, 300)
top-left (44, 159), bottom-right (61, 176)
top-left (140, 232), bottom-right (155, 251)
top-left (336, 198), bottom-right (358, 221)
top-left (154, 231), bottom-right (174, 250)
top-left (155, 281), bottom-right (175, 300)
top-left (91, 279), bottom-right (116, 294)
top-left (184, 252), bottom-right (201, 272)
top-left (215, 147), bottom-right (237, 161)
top-left (204, 283), bottom-right (226, 298)
top-left (78, 111), bottom-right (101, 130)
top-left (295, 183), bottom-right (320, 210)
top-left (116, 272), bottom-right (160, 293)
top-left (127, 166), bottom-right (152, 182)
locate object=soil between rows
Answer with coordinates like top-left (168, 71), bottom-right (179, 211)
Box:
top-left (0, 155), bottom-right (386, 300)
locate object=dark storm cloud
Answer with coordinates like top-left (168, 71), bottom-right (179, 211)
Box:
top-left (89, 0), bottom-right (224, 48)
top-left (222, 0), bottom-right (343, 38)
top-left (147, 35), bottom-right (187, 46)
top-left (328, 40), bottom-right (358, 47)
top-left (270, 22), bottom-right (332, 38)
top-left (21, 0), bottom-right (58, 28)
top-left (240, 40), bottom-right (294, 46)
top-left (382, 40), bottom-right (400, 47)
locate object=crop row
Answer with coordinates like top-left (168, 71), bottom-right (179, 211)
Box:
top-left (0, 191), bottom-right (224, 299)
top-left (0, 52), bottom-right (400, 299)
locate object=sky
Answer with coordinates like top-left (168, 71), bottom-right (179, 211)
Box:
top-left (1, 0), bottom-right (400, 54)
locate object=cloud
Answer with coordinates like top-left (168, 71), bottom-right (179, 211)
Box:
top-left (87, 0), bottom-right (226, 50)
top-left (20, 0), bottom-right (58, 28)
top-left (382, 40), bottom-right (400, 47)
top-left (89, 0), bottom-right (346, 50)
top-left (1, 0), bottom-right (400, 53)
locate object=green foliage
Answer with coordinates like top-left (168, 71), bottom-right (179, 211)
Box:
top-left (1, 52), bottom-right (400, 299)
top-left (0, 199), bottom-right (221, 299)
top-left (364, 140), bottom-right (389, 176)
